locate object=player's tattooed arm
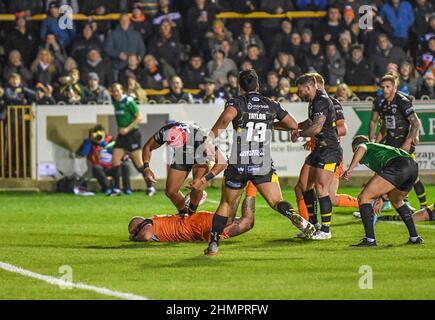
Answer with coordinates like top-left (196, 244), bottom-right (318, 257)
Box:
top-left (299, 114), bottom-right (326, 137)
top-left (368, 111), bottom-right (379, 142)
top-left (298, 118), bottom-right (312, 130)
top-left (223, 196), bottom-right (255, 237)
top-left (404, 113), bottom-right (420, 150)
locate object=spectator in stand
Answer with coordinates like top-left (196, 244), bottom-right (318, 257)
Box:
top-left (416, 71), bottom-right (435, 99)
top-left (34, 83), bottom-right (56, 105)
top-left (56, 69), bottom-right (85, 104)
top-left (301, 29), bottom-right (313, 53)
top-left (79, 1), bottom-right (121, 15)
top-left (125, 72), bottom-right (148, 104)
top-left (338, 30), bottom-right (353, 60)
top-left (8, 0), bottom-right (44, 15)
top-left (130, 5), bottom-right (154, 46)
top-left (317, 5), bottom-right (345, 46)
top-left (180, 54), bottom-right (208, 90)
top-left (412, 0), bottom-right (434, 46)
top-left (419, 14), bottom-right (435, 51)
top-left (207, 47), bottom-right (237, 88)
top-left (371, 34), bottom-right (407, 81)
top-left (149, 19), bottom-right (182, 73)
top-left (4, 73), bottom-right (35, 105)
top-left (277, 77), bottom-right (294, 102)
top-left (79, 49), bottom-right (114, 88)
top-left (70, 23), bottom-right (103, 66)
top-left (232, 21), bottom-right (265, 62)
top-left (294, 0), bottom-right (328, 31)
top-left (152, 0), bottom-right (182, 30)
top-left (305, 41), bottom-right (325, 73)
top-left (118, 55), bottom-right (144, 87)
top-left (324, 42), bottom-right (346, 85)
top-left (197, 77), bottom-right (220, 104)
top-left (358, 4), bottom-right (394, 56)
top-left (274, 52), bottom-right (302, 86)
top-left (88, 4), bottom-right (112, 43)
top-left (380, 0), bottom-right (414, 48)
top-left (132, 0), bottom-right (159, 17)
top-left (104, 13), bottom-right (146, 77)
top-left (335, 83), bottom-right (357, 101)
top-left (30, 49), bottom-right (60, 86)
top-left (270, 18), bottom-right (293, 59)
top-left (206, 19), bottom-right (233, 58)
top-left (258, 0), bottom-right (293, 52)
top-left (186, 0), bottom-right (217, 53)
top-left (141, 54), bottom-right (176, 89)
top-left (63, 57), bottom-right (78, 75)
top-left (288, 32), bottom-right (307, 72)
top-left (416, 36), bottom-right (435, 77)
top-left (164, 76), bottom-right (193, 104)
top-left (261, 71), bottom-right (280, 99)
top-left (342, 5), bottom-right (358, 42)
top-left (2, 51), bottom-right (32, 86)
top-left (40, 1), bottom-right (76, 49)
top-left (399, 61), bottom-right (422, 97)
top-left (217, 70), bottom-right (239, 99)
top-left (5, 16), bottom-right (38, 67)
top-left (345, 44), bottom-right (374, 85)
top-left (245, 44), bottom-right (270, 85)
top-left (220, 0), bottom-right (256, 36)
top-left (83, 72), bottom-right (111, 104)
top-left (44, 33), bottom-right (68, 68)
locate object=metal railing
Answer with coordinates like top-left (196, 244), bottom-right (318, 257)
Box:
top-left (0, 106), bottom-right (33, 179)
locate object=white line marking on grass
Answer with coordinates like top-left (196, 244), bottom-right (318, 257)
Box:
top-left (0, 261), bottom-right (149, 300)
top-left (388, 222), bottom-right (435, 230)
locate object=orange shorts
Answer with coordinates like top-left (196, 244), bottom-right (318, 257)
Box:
top-left (335, 160), bottom-right (344, 179)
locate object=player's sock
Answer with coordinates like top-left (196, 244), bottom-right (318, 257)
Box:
top-left (360, 203), bottom-right (376, 240)
top-left (297, 197), bottom-right (309, 221)
top-left (427, 204), bottom-right (434, 221)
top-left (303, 189), bottom-right (318, 225)
top-left (245, 181), bottom-right (257, 197)
top-left (337, 194), bottom-right (359, 208)
top-left (112, 165), bottom-right (121, 190)
top-left (396, 204), bottom-right (419, 238)
top-left (146, 180), bottom-right (154, 189)
top-left (188, 202), bottom-right (198, 215)
top-left (277, 200), bottom-right (297, 219)
top-left (318, 196), bottom-right (332, 233)
top-left (414, 180), bottom-right (427, 209)
top-left (210, 214), bottom-right (228, 243)
top-left (178, 207), bottom-right (189, 215)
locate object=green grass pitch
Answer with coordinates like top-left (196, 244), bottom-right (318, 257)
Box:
top-left (0, 186), bottom-right (434, 300)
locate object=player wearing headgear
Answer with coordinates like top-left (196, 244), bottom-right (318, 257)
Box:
top-left (142, 121), bottom-right (227, 216)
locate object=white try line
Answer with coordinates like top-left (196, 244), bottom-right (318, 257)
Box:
top-left (0, 261), bottom-right (149, 300)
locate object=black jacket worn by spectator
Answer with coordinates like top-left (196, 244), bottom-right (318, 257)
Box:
top-left (316, 20), bottom-right (346, 46)
top-left (2, 64), bottom-right (33, 86)
top-left (247, 56), bottom-right (271, 85)
top-left (180, 64), bottom-right (208, 89)
top-left (5, 28), bottom-right (38, 67)
top-left (164, 91), bottom-right (194, 104)
top-left (118, 67), bottom-right (145, 87)
top-left (305, 51), bottom-right (325, 74)
top-left (186, 2), bottom-right (217, 46)
top-left (149, 34), bottom-right (182, 72)
top-left (370, 45), bottom-right (407, 79)
top-left (270, 31), bottom-right (293, 59)
top-left (417, 82), bottom-right (435, 99)
top-left (344, 57), bottom-right (374, 85)
top-left (140, 60), bottom-right (176, 89)
top-left (70, 35), bottom-right (103, 66)
top-left (79, 58), bottom-right (114, 88)
top-left (358, 19), bottom-right (394, 56)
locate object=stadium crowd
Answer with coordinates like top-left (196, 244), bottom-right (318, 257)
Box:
top-left (0, 0), bottom-right (434, 108)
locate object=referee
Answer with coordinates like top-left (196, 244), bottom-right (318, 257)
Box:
top-left (110, 83), bottom-right (155, 196)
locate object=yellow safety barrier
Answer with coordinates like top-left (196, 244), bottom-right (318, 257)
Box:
top-left (0, 11), bottom-right (327, 22)
top-left (0, 106), bottom-right (33, 179)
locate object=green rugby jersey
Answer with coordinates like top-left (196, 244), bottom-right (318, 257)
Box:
top-left (359, 142), bottom-right (412, 173)
top-left (113, 95), bottom-right (140, 129)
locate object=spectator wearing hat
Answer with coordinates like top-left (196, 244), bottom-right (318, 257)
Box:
top-left (40, 1), bottom-right (76, 49)
top-left (370, 34), bottom-right (407, 81)
top-left (180, 54), bottom-right (208, 90)
top-left (399, 61), bottom-right (422, 97)
top-left (149, 19), bottom-right (182, 73)
top-left (140, 54), bottom-right (176, 89)
top-left (2, 50), bottom-right (32, 86)
top-left (70, 24), bottom-right (103, 66)
top-left (130, 5), bottom-right (154, 45)
top-left (416, 71), bottom-right (435, 99)
top-left (205, 19), bottom-right (233, 58)
top-left (79, 49), bottom-right (114, 88)
top-left (118, 55), bottom-right (144, 88)
top-left (345, 44), bottom-right (374, 86)
top-left (416, 36), bottom-right (435, 76)
top-left (380, 0), bottom-right (414, 48)
top-left (207, 47), bottom-right (237, 87)
top-left (164, 76), bottom-right (193, 104)
top-left (5, 16), bottom-right (38, 67)
top-left (125, 72), bottom-right (148, 105)
top-left (342, 5), bottom-right (357, 39)
top-left (196, 77), bottom-right (220, 104)
top-left (358, 4), bottom-right (394, 56)
top-left (104, 13), bottom-right (146, 74)
top-left (83, 72), bottom-right (111, 104)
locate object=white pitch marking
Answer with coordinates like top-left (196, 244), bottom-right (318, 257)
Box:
top-left (0, 261), bottom-right (149, 300)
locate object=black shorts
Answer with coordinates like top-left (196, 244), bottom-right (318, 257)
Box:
top-left (305, 147), bottom-right (343, 172)
top-left (169, 163), bottom-right (194, 172)
top-left (223, 164), bottom-right (279, 190)
top-left (379, 157), bottom-right (418, 192)
top-left (115, 129), bottom-right (141, 152)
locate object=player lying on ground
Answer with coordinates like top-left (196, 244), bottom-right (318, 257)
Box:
top-left (376, 203), bottom-right (434, 222)
top-left (204, 69), bottom-right (316, 256)
top-left (142, 121), bottom-right (227, 216)
top-left (128, 182), bottom-right (257, 242)
top-left (342, 135), bottom-right (424, 247)
top-left (368, 74), bottom-right (427, 211)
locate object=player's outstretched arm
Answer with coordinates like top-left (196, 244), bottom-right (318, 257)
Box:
top-left (403, 113), bottom-right (420, 152)
top-left (209, 106), bottom-right (238, 141)
top-left (342, 145), bottom-right (366, 180)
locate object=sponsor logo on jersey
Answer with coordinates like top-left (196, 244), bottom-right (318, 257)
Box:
top-left (237, 167), bottom-right (245, 174)
top-left (251, 97), bottom-right (260, 102)
top-left (239, 149), bottom-right (265, 157)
